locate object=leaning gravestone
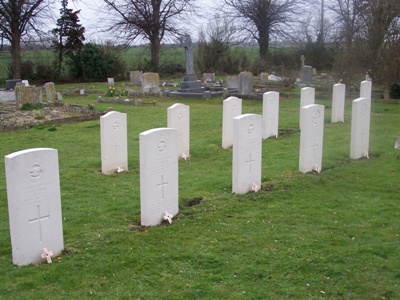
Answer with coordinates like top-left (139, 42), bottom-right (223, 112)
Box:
top-left (130, 71), bottom-right (142, 86)
top-left (44, 82), bottom-right (57, 102)
top-left (139, 128), bottom-right (179, 226)
top-left (299, 104), bottom-right (325, 173)
top-left (15, 85), bottom-right (42, 109)
top-left (350, 97), bottom-right (370, 159)
top-left (100, 111), bottom-right (128, 175)
top-left (167, 103), bottom-right (190, 159)
top-left (331, 83), bottom-right (346, 123)
top-left (4, 148), bottom-right (64, 266)
top-left (238, 71), bottom-right (253, 95)
top-left (142, 72), bottom-right (160, 93)
top-left (222, 96), bottom-right (242, 149)
top-left (232, 114), bottom-right (262, 194)
top-left (300, 87), bottom-right (315, 129)
top-left (262, 91), bottom-right (280, 139)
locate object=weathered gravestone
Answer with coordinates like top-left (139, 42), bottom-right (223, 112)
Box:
top-left (203, 73), bottom-right (215, 83)
top-left (300, 66), bottom-right (313, 85)
top-left (300, 87), bottom-right (315, 129)
top-left (130, 70), bottom-right (142, 86)
top-left (262, 91), bottom-right (280, 139)
top-left (4, 148), bottom-right (64, 266)
top-left (44, 82), bottom-right (57, 102)
top-left (331, 83), bottom-right (346, 123)
top-left (350, 97), bottom-right (370, 159)
top-left (222, 96), bottom-right (242, 149)
top-left (260, 72), bottom-right (270, 85)
top-left (299, 104), bottom-right (325, 173)
top-left (100, 111), bottom-right (128, 175)
top-left (232, 114), bottom-right (262, 194)
top-left (15, 85), bottom-right (42, 109)
top-left (107, 78), bottom-right (115, 88)
top-left (238, 71), bottom-right (253, 95)
top-left (167, 103), bottom-right (190, 159)
top-left (142, 72), bottom-right (160, 93)
top-left (139, 128), bottom-right (179, 226)
top-left (227, 76), bottom-right (239, 90)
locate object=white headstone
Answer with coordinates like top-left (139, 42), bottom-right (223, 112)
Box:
top-left (360, 80), bottom-right (372, 101)
top-left (107, 78), bottom-right (115, 87)
top-left (238, 71), bottom-right (253, 95)
top-left (331, 83), bottom-right (346, 123)
top-left (395, 137), bottom-right (400, 149)
top-left (232, 114), bottom-right (262, 194)
top-left (299, 104), bottom-right (325, 173)
top-left (167, 103), bottom-right (190, 159)
top-left (100, 111), bottom-right (128, 175)
top-left (21, 80), bottom-right (29, 87)
top-left (350, 97), bottom-right (370, 159)
top-left (139, 128), bottom-right (179, 226)
top-left (300, 87), bottom-right (315, 129)
top-left (222, 96), bottom-right (242, 149)
top-left (262, 91), bottom-right (279, 139)
top-left (4, 148), bottom-right (64, 266)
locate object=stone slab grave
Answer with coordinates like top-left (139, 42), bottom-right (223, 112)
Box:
top-left (299, 104), bottom-right (325, 173)
top-left (238, 71), bottom-right (253, 95)
top-left (350, 97), bottom-right (370, 159)
top-left (130, 70), bottom-right (142, 86)
top-left (232, 114), bottom-right (262, 194)
top-left (331, 83), bottom-right (346, 123)
top-left (4, 148), bottom-right (64, 266)
top-left (227, 76), bottom-right (239, 90)
top-left (142, 72), bottom-right (160, 93)
top-left (44, 82), bottom-right (57, 102)
top-left (139, 128), bottom-right (179, 226)
top-left (100, 111), bottom-right (128, 175)
top-left (15, 84), bottom-right (42, 109)
top-left (222, 96), bottom-right (242, 149)
top-left (300, 87), bottom-right (315, 130)
top-left (262, 91), bottom-right (280, 139)
top-left (167, 103), bottom-right (190, 159)
top-left (107, 78), bottom-right (115, 87)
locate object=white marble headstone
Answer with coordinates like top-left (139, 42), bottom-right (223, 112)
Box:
top-left (299, 104), bottom-right (325, 173)
top-left (107, 78), bottom-right (115, 87)
top-left (4, 148), bottom-right (64, 266)
top-left (300, 87), bottom-right (315, 129)
top-left (222, 96), bottom-right (242, 149)
top-left (360, 80), bottom-right (372, 100)
top-left (262, 91), bottom-right (279, 139)
top-left (100, 111), bottom-right (128, 175)
top-left (139, 128), bottom-right (179, 226)
top-left (350, 97), bottom-right (370, 159)
top-left (331, 83), bottom-right (346, 123)
top-left (232, 114), bottom-right (262, 194)
top-left (167, 103), bottom-right (190, 159)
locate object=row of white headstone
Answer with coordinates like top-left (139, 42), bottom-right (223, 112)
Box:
top-left (4, 80), bottom-right (371, 266)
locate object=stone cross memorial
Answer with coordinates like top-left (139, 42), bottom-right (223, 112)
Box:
top-left (4, 148), bottom-right (64, 266)
top-left (299, 104), bottom-right (325, 173)
top-left (350, 97), bottom-right (370, 159)
top-left (222, 96), bottom-right (242, 149)
top-left (139, 128), bottom-right (179, 226)
top-left (262, 91), bottom-right (280, 139)
top-left (300, 87), bottom-right (315, 129)
top-left (232, 114), bottom-right (262, 194)
top-left (167, 103), bottom-right (190, 159)
top-left (100, 111), bottom-right (128, 175)
top-left (331, 83), bottom-right (346, 123)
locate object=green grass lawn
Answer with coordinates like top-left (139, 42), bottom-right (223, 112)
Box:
top-left (0, 86), bottom-right (399, 299)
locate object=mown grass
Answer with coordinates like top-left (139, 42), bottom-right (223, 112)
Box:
top-left (0, 85), bottom-right (399, 299)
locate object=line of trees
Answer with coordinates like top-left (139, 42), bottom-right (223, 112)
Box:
top-left (0, 0), bottom-right (399, 89)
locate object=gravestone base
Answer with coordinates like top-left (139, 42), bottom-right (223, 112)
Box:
top-left (178, 74), bottom-right (205, 93)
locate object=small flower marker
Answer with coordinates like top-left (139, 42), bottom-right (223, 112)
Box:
top-left (181, 153), bottom-right (188, 161)
top-left (117, 167), bottom-right (123, 173)
top-left (164, 211), bottom-right (173, 224)
top-left (314, 165), bottom-right (321, 173)
top-left (365, 151), bottom-right (369, 159)
top-left (274, 132), bottom-right (278, 138)
top-left (41, 248), bottom-right (53, 263)
top-left (252, 182), bottom-right (259, 192)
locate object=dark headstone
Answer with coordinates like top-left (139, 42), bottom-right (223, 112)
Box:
top-left (5, 79), bottom-right (22, 90)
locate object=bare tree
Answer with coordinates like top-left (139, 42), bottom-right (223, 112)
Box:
top-left (102, 0), bottom-right (196, 72)
top-left (223, 0), bottom-right (301, 60)
top-left (0, 0), bottom-right (53, 78)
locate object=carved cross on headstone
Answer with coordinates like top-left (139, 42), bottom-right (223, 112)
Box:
top-left (245, 153), bottom-right (255, 174)
top-left (29, 205), bottom-right (50, 243)
top-left (157, 175), bottom-right (169, 200)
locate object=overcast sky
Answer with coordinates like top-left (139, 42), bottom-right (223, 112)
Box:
top-left (68, 0), bottom-right (215, 43)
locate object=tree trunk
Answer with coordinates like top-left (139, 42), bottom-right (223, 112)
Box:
top-left (11, 32), bottom-right (21, 79)
top-left (258, 29), bottom-right (269, 61)
top-left (150, 36), bottom-right (160, 72)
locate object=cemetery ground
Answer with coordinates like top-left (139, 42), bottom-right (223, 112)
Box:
top-left (0, 83), bottom-right (399, 299)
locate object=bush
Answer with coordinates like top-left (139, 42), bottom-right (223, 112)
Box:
top-left (389, 83), bottom-right (400, 99)
top-left (159, 62), bottom-right (185, 76)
